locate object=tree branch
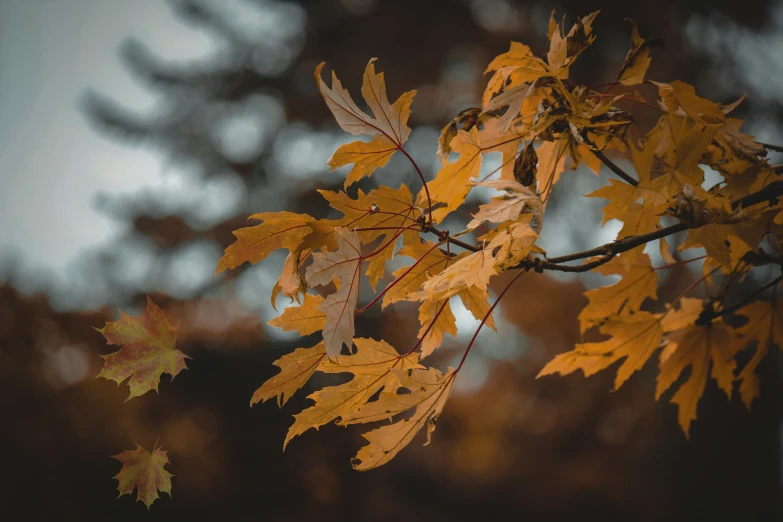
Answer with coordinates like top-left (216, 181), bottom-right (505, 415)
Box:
top-left (592, 149), bottom-right (639, 186)
top-left (760, 142), bottom-right (783, 154)
top-left (712, 274), bottom-right (783, 319)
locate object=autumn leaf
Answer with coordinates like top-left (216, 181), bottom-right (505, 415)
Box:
top-left (486, 219), bottom-right (539, 271)
top-left (305, 227), bottom-right (363, 358)
top-left (348, 367), bottom-right (456, 470)
top-left (272, 248), bottom-right (310, 306)
top-left (216, 211), bottom-right (313, 274)
top-left (421, 247), bottom-right (497, 302)
top-left (250, 342), bottom-right (327, 407)
top-left (309, 185), bottom-right (418, 290)
top-left (97, 296), bottom-right (189, 401)
top-left (467, 178), bottom-right (543, 234)
top-left (657, 298), bottom-right (743, 436)
top-left (653, 81), bottom-right (724, 125)
top-left (617, 19), bottom-right (662, 86)
top-left (578, 254), bottom-right (658, 332)
top-left (437, 107), bottom-right (482, 160)
top-left (206, 14), bottom-right (783, 473)
top-left (112, 443), bottom-right (173, 509)
top-left (420, 128), bottom-right (483, 223)
top-left (284, 338), bottom-right (421, 446)
top-left (538, 311), bottom-right (664, 390)
top-left (417, 297), bottom-right (458, 356)
top-left (267, 293), bottom-right (326, 336)
top-left (734, 298), bottom-right (783, 409)
top-left (316, 59), bottom-right (416, 187)
top-left (381, 241), bottom-right (457, 308)
top-left (458, 286), bottom-right (496, 331)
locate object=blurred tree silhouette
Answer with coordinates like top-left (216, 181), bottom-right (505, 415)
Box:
top-left (3, 0), bottom-right (783, 520)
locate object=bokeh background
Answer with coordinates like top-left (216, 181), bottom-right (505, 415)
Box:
top-left (2, 0), bottom-right (783, 520)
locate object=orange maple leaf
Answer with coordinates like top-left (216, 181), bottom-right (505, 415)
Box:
top-left (112, 443), bottom-right (173, 509)
top-left (97, 296), bottom-right (189, 401)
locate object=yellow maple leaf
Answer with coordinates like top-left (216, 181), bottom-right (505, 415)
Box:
top-left (734, 299), bottom-right (783, 409)
top-left (653, 80), bottom-right (725, 125)
top-left (216, 211), bottom-right (313, 274)
top-left (347, 367), bottom-right (456, 470)
top-left (272, 248), bottom-right (310, 306)
top-left (112, 443), bottom-right (173, 509)
top-left (578, 254), bottom-right (658, 332)
top-left (267, 293), bottom-right (326, 336)
top-left (316, 59), bottom-right (416, 187)
top-left (307, 185), bottom-right (418, 290)
top-left (417, 297), bottom-right (458, 356)
top-left (305, 227), bottom-right (363, 358)
top-left (250, 342), bottom-right (327, 407)
top-left (284, 338), bottom-right (421, 446)
top-left (421, 247), bottom-right (497, 302)
top-left (538, 311), bottom-right (664, 390)
top-left (617, 20), bottom-right (661, 86)
top-left (97, 297), bottom-right (189, 401)
top-left (657, 298), bottom-right (742, 436)
top-left (420, 128), bottom-right (483, 223)
top-left (458, 286), bottom-right (496, 331)
top-left (381, 241), bottom-right (457, 308)
top-left (467, 179), bottom-right (543, 233)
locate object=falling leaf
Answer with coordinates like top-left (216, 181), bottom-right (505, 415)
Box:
top-left (97, 297), bottom-right (189, 401)
top-left (112, 443), bottom-right (173, 509)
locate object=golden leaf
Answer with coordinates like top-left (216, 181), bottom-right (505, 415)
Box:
top-left (617, 20), bottom-right (662, 86)
top-left (468, 179), bottom-right (543, 234)
top-left (538, 311), bottom-right (664, 390)
top-left (316, 59), bottom-right (416, 187)
top-left (305, 227), bottom-right (363, 358)
top-left (420, 128), bottom-right (483, 223)
top-left (382, 241), bottom-right (456, 308)
top-left (348, 368), bottom-right (456, 470)
top-left (734, 299), bottom-right (783, 409)
top-left (250, 342), bottom-right (327, 407)
top-left (308, 185), bottom-right (417, 290)
top-left (578, 254), bottom-right (658, 332)
top-left (417, 297), bottom-right (458, 356)
top-left (284, 338), bottom-right (421, 446)
top-left (216, 211), bottom-right (313, 274)
top-left (657, 299), bottom-right (743, 436)
top-left (267, 293), bottom-right (326, 336)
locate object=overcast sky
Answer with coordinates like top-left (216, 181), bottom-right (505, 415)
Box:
top-left (0, 0), bottom-right (218, 273)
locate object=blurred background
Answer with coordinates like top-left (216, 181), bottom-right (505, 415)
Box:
top-left (1, 0), bottom-right (783, 519)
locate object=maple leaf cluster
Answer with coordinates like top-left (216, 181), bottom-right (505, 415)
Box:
top-left (95, 10), bottom-right (783, 506)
